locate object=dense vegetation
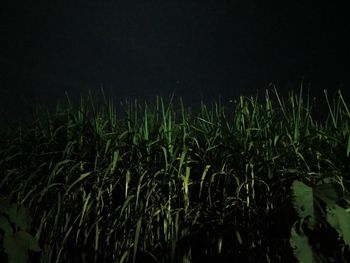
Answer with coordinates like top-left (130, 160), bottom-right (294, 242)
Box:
top-left (0, 87), bottom-right (349, 262)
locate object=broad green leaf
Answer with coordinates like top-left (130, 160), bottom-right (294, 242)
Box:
top-left (326, 204), bottom-right (350, 246)
top-left (290, 224), bottom-right (313, 262)
top-left (4, 234), bottom-right (28, 263)
top-left (0, 215), bottom-right (13, 236)
top-left (2, 203), bottom-right (32, 231)
top-left (314, 183), bottom-right (343, 206)
top-left (15, 206), bottom-right (31, 231)
top-left (7, 204), bottom-right (19, 225)
top-left (0, 198), bottom-right (10, 213)
top-left (14, 231), bottom-right (41, 252)
top-left (291, 181), bottom-right (317, 229)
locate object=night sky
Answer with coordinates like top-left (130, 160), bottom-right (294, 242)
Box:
top-left (1, 1), bottom-right (349, 123)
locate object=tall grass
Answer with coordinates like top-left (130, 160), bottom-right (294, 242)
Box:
top-left (0, 86), bottom-right (349, 262)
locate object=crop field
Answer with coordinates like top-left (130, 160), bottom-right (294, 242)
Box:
top-left (0, 87), bottom-right (350, 262)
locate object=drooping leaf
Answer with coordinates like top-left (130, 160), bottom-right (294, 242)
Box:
top-left (326, 204), bottom-right (350, 246)
top-left (133, 216), bottom-right (142, 263)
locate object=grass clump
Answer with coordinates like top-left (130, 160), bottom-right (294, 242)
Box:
top-left (0, 86), bottom-right (349, 262)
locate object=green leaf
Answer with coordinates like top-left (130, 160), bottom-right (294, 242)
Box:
top-left (314, 183), bottom-right (343, 206)
top-left (65, 171), bottom-right (92, 193)
top-left (15, 207), bottom-right (31, 231)
top-left (4, 234), bottom-right (28, 263)
top-left (0, 198), bottom-right (11, 213)
top-left (0, 215), bottom-right (13, 236)
top-left (133, 216), bottom-right (142, 263)
top-left (291, 181), bottom-right (317, 229)
top-left (290, 224), bottom-right (313, 263)
top-left (15, 231), bottom-right (41, 252)
top-left (7, 204), bottom-right (19, 225)
top-left (3, 203), bottom-right (32, 231)
top-left (326, 204), bottom-right (350, 246)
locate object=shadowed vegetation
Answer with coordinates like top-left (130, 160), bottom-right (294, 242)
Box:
top-left (0, 87), bottom-right (349, 262)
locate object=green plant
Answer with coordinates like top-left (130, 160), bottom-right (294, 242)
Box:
top-left (0, 86), bottom-right (349, 261)
top-left (0, 197), bottom-right (41, 263)
top-left (290, 178), bottom-right (350, 262)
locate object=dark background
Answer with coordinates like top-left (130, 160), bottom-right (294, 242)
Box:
top-left (1, 1), bottom-right (349, 124)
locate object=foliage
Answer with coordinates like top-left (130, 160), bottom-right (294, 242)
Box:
top-left (0, 86), bottom-right (349, 262)
top-left (0, 197), bottom-right (41, 263)
top-left (290, 179), bottom-right (350, 262)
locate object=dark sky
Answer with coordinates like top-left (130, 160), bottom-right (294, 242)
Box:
top-left (1, 1), bottom-right (349, 123)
